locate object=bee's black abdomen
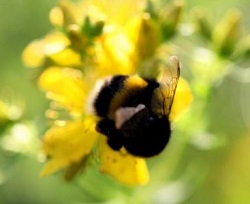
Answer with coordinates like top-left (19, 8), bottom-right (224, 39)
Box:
top-left (121, 115), bottom-right (171, 157)
top-left (94, 75), bottom-right (128, 117)
top-left (96, 118), bottom-right (123, 151)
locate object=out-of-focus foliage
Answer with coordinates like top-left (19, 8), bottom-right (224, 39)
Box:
top-left (1, 0), bottom-right (250, 204)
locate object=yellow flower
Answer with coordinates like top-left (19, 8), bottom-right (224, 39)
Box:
top-left (38, 67), bottom-right (87, 115)
top-left (23, 0), bottom-right (193, 186)
top-left (22, 32), bottom-right (82, 68)
top-left (38, 65), bottom-right (192, 185)
top-left (94, 30), bottom-right (136, 76)
top-left (52, 0), bottom-right (146, 26)
top-left (99, 136), bottom-right (149, 185)
top-left (39, 67), bottom-right (151, 185)
top-left (22, 0), bottom-right (151, 75)
top-left (40, 119), bottom-right (98, 176)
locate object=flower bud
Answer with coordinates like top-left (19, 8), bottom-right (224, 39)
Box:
top-left (213, 10), bottom-right (241, 57)
top-left (67, 24), bottom-right (87, 51)
top-left (193, 8), bottom-right (212, 40)
top-left (159, 0), bottom-right (184, 40)
top-left (127, 13), bottom-right (160, 60)
top-left (50, 1), bottom-right (76, 27)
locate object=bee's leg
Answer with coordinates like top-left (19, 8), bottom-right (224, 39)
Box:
top-left (107, 138), bottom-right (122, 151)
top-left (96, 119), bottom-right (113, 135)
top-left (96, 119), bottom-right (123, 151)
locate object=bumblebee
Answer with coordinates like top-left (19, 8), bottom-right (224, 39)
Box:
top-left (90, 56), bottom-right (180, 157)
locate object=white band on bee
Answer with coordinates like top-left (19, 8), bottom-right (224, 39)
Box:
top-left (115, 104), bottom-right (146, 129)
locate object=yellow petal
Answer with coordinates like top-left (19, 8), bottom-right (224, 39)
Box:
top-left (64, 155), bottom-right (90, 181)
top-left (40, 158), bottom-right (69, 177)
top-left (40, 119), bottom-right (98, 176)
top-left (22, 31), bottom-right (71, 68)
top-left (50, 6), bottom-right (64, 27)
top-left (38, 67), bottom-right (86, 114)
top-left (22, 39), bottom-right (46, 68)
top-left (95, 30), bottom-right (136, 76)
top-left (54, 0), bottom-right (86, 26)
top-left (43, 32), bottom-right (71, 55)
top-left (48, 48), bottom-right (82, 67)
top-left (99, 136), bottom-right (149, 185)
top-left (170, 77), bottom-right (193, 120)
top-left (89, 0), bottom-right (146, 25)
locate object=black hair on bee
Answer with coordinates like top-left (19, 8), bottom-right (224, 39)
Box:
top-left (91, 56), bottom-right (180, 157)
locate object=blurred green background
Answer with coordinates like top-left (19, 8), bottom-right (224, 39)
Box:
top-left (0, 0), bottom-right (250, 203)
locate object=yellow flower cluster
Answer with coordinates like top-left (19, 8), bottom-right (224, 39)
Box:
top-left (23, 0), bottom-right (192, 185)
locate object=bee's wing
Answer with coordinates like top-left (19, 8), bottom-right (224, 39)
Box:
top-left (151, 56), bottom-right (180, 117)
